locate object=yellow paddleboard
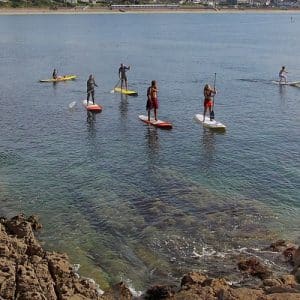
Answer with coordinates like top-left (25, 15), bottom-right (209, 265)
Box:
top-left (114, 87), bottom-right (138, 96)
top-left (39, 75), bottom-right (77, 83)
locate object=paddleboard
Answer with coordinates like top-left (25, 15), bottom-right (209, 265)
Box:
top-left (114, 87), bottom-right (138, 96)
top-left (39, 75), bottom-right (77, 83)
top-left (195, 114), bottom-right (226, 130)
top-left (82, 100), bottom-right (102, 113)
top-left (271, 80), bottom-right (300, 86)
top-left (139, 115), bottom-right (172, 129)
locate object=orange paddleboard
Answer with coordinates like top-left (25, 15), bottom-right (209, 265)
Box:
top-left (82, 100), bottom-right (102, 113)
top-left (139, 115), bottom-right (172, 129)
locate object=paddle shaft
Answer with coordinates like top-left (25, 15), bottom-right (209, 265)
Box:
top-left (213, 73), bottom-right (216, 107)
top-left (111, 79), bottom-right (120, 92)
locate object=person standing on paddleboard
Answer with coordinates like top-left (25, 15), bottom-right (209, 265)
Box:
top-left (86, 74), bottom-right (98, 105)
top-left (119, 63), bottom-right (130, 91)
top-left (52, 69), bottom-right (58, 79)
top-left (203, 84), bottom-right (216, 122)
top-left (279, 66), bottom-right (288, 84)
top-left (146, 80), bottom-right (159, 121)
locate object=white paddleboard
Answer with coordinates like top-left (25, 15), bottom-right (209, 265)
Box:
top-left (195, 114), bottom-right (226, 130)
top-left (272, 81), bottom-right (300, 86)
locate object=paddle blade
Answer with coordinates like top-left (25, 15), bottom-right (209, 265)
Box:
top-left (69, 101), bottom-right (77, 109)
top-left (210, 110), bottom-right (215, 121)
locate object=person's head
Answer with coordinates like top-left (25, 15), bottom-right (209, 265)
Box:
top-left (282, 66), bottom-right (285, 70)
top-left (204, 84), bottom-right (211, 90)
top-left (120, 63), bottom-right (123, 67)
top-left (89, 74), bottom-right (93, 80)
top-left (151, 80), bottom-right (156, 87)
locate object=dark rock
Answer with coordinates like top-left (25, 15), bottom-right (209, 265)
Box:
top-left (101, 282), bottom-right (133, 299)
top-left (145, 284), bottom-right (175, 299)
top-left (181, 272), bottom-right (207, 287)
top-left (293, 247), bottom-right (300, 268)
top-left (238, 257), bottom-right (272, 279)
top-left (267, 240), bottom-right (288, 252)
top-left (283, 246), bottom-right (297, 263)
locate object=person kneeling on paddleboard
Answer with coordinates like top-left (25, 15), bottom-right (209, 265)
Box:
top-left (146, 80), bottom-right (159, 121)
top-left (119, 63), bottom-right (130, 91)
top-left (87, 74), bottom-right (98, 105)
top-left (203, 84), bottom-right (216, 122)
top-left (279, 66), bottom-right (288, 84)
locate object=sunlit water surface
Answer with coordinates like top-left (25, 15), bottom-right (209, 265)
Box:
top-left (0, 13), bottom-right (299, 291)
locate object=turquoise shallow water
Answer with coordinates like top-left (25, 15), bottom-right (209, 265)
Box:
top-left (0, 13), bottom-right (299, 290)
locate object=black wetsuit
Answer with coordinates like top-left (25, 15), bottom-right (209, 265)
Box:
top-left (87, 78), bottom-right (98, 104)
top-left (52, 70), bottom-right (57, 79)
top-left (119, 65), bottom-right (130, 80)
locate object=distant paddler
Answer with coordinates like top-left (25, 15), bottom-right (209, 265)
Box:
top-left (203, 84), bottom-right (216, 122)
top-left (52, 69), bottom-right (58, 79)
top-left (119, 63), bottom-right (130, 91)
top-left (86, 74), bottom-right (98, 106)
top-left (279, 66), bottom-right (288, 84)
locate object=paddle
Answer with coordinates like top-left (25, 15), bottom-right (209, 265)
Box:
top-left (210, 73), bottom-right (216, 121)
top-left (69, 101), bottom-right (77, 110)
top-left (110, 79), bottom-right (120, 93)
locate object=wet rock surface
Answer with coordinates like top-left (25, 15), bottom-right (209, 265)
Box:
top-left (1, 215), bottom-right (300, 300)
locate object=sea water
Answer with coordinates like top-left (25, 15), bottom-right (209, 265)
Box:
top-left (0, 13), bottom-right (299, 290)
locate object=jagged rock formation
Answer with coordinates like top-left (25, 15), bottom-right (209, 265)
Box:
top-left (1, 214), bottom-right (300, 300)
top-left (0, 214), bottom-right (131, 300)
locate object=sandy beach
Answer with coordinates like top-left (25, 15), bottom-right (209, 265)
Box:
top-left (0, 7), bottom-right (300, 15)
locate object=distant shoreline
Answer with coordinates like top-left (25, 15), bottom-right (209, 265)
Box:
top-left (0, 7), bottom-right (300, 15)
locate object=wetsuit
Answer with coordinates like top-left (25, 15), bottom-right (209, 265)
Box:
top-left (119, 65), bottom-right (130, 81)
top-left (87, 78), bottom-right (98, 104)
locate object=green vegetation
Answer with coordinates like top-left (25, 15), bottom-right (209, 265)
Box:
top-left (0, 0), bottom-right (78, 8)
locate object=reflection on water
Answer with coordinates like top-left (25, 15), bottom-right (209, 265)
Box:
top-left (119, 94), bottom-right (128, 120)
top-left (278, 85), bottom-right (287, 102)
top-left (202, 128), bottom-right (216, 166)
top-left (145, 127), bottom-right (159, 161)
top-left (86, 111), bottom-right (96, 137)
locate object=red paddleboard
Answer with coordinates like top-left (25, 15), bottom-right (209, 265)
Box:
top-left (82, 100), bottom-right (102, 113)
top-left (138, 115), bottom-right (172, 129)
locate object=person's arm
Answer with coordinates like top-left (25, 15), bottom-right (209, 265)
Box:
top-left (94, 80), bottom-right (98, 87)
top-left (118, 68), bottom-right (122, 79)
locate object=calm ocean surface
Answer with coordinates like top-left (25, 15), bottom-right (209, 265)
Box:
top-left (0, 13), bottom-right (299, 291)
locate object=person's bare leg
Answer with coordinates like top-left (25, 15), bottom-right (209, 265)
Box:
top-left (154, 108), bottom-right (157, 121)
top-left (203, 107), bottom-right (207, 121)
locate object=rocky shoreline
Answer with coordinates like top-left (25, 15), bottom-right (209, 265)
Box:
top-left (0, 215), bottom-right (300, 299)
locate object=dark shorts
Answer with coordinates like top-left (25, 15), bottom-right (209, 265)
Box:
top-left (146, 98), bottom-right (159, 110)
top-left (204, 99), bottom-right (213, 108)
